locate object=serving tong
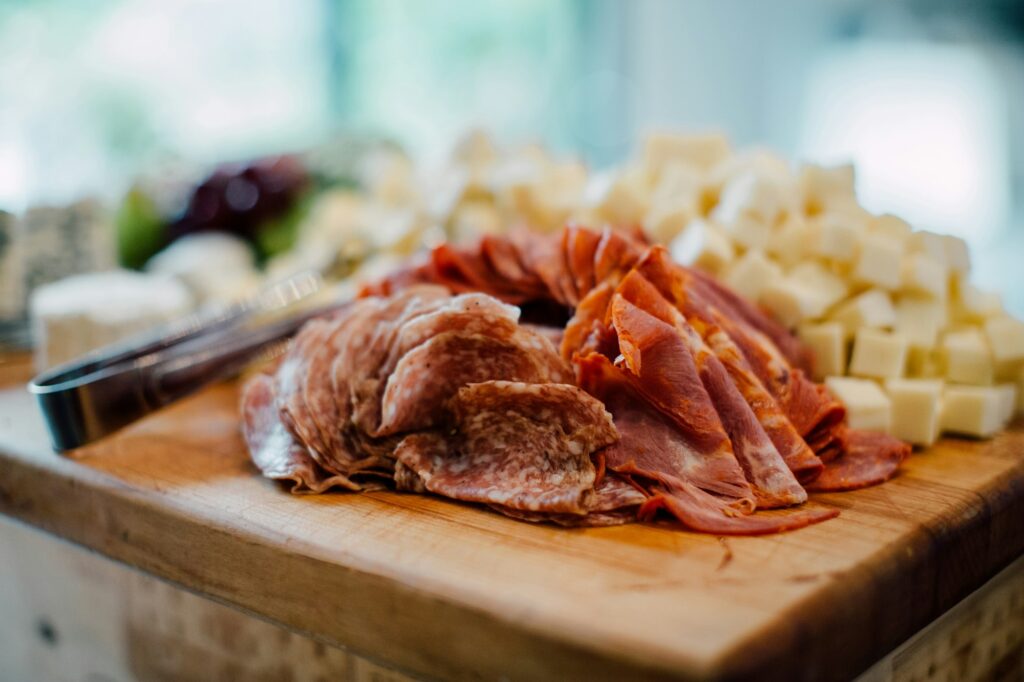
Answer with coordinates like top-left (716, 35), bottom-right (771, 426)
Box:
top-left (28, 271), bottom-right (342, 452)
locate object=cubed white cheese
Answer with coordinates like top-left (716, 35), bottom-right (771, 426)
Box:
top-left (787, 261), bottom-right (849, 311)
top-left (798, 322), bottom-right (847, 380)
top-left (799, 163), bottom-right (856, 215)
top-left (869, 214), bottom-right (912, 245)
top-left (941, 385), bottom-right (1004, 438)
top-left (955, 282), bottom-right (1003, 321)
top-left (724, 213), bottom-right (773, 251)
top-left (849, 328), bottom-right (908, 379)
top-left (907, 346), bottom-right (944, 379)
top-left (995, 383), bottom-right (1018, 424)
top-left (585, 169), bottom-right (650, 226)
top-left (901, 253), bottom-right (947, 299)
top-left (983, 317), bottom-right (1024, 364)
top-left (853, 232), bottom-right (904, 290)
top-left (894, 295), bottom-right (946, 349)
top-left (825, 376), bottom-right (891, 432)
top-left (723, 250), bottom-right (781, 303)
top-left (885, 378), bottom-right (943, 446)
top-left (908, 230), bottom-right (949, 268)
top-left (643, 197), bottom-right (692, 244)
top-left (812, 213), bottom-right (861, 263)
top-left (829, 289), bottom-right (897, 338)
top-left (766, 216), bottom-right (812, 268)
top-left (643, 131), bottom-right (731, 176)
top-left (761, 280), bottom-right (826, 328)
top-left (670, 219), bottom-right (735, 275)
top-left (713, 171), bottom-right (786, 227)
top-left (942, 328), bottom-right (994, 385)
top-left (944, 235), bottom-right (970, 274)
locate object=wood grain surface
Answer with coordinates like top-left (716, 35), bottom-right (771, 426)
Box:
top-left (0, 378), bottom-right (1022, 681)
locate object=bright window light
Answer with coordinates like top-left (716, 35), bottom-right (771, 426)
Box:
top-left (799, 43), bottom-right (1009, 249)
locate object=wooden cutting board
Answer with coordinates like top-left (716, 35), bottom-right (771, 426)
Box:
top-left (0, 379), bottom-right (1022, 682)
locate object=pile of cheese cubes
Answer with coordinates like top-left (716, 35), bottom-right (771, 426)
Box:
top-left (590, 132), bottom-right (1022, 445)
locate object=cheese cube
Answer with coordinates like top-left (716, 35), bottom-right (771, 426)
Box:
top-left (885, 378), bottom-right (943, 446)
top-left (800, 164), bottom-right (856, 215)
top-left (799, 322), bottom-right (847, 380)
top-left (983, 317), bottom-right (1024, 364)
top-left (787, 261), bottom-right (849, 311)
top-left (761, 280), bottom-right (827, 328)
top-left (901, 253), bottom-right (947, 299)
top-left (894, 296), bottom-right (946, 349)
top-left (766, 217), bottom-right (812, 268)
top-left (643, 197), bottom-right (692, 244)
top-left (942, 328), bottom-right (993, 385)
top-left (995, 384), bottom-right (1018, 424)
top-left (825, 376), bottom-right (891, 432)
top-left (724, 214), bottom-right (772, 251)
top-left (585, 169), bottom-right (649, 226)
top-left (941, 385), bottom-right (1004, 438)
top-left (723, 250), bottom-right (781, 302)
top-left (812, 213), bottom-right (861, 263)
top-left (670, 219), bottom-right (735, 275)
top-left (907, 346), bottom-right (944, 379)
top-left (853, 232), bottom-right (904, 290)
top-left (643, 131), bottom-right (731, 176)
top-left (908, 230), bottom-right (949, 268)
top-left (869, 214), bottom-right (912, 245)
top-left (829, 289), bottom-right (897, 338)
top-left (713, 171), bottom-right (786, 227)
top-left (849, 328), bottom-right (908, 379)
top-left (955, 282), bottom-right (1003, 321)
top-left (944, 235), bottom-right (970, 274)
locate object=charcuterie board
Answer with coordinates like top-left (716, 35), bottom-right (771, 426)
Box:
top-left (0, 376), bottom-right (1022, 681)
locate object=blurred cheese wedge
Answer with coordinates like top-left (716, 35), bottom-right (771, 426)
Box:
top-left (825, 376), bottom-right (891, 433)
top-left (942, 328), bottom-right (994, 385)
top-left (723, 250), bottom-right (780, 302)
top-left (885, 378), bottom-right (943, 446)
top-left (853, 232), bottom-right (903, 290)
top-left (30, 270), bottom-right (193, 370)
top-left (849, 328), bottom-right (908, 379)
top-left (798, 322), bottom-right (846, 380)
top-left (941, 385), bottom-right (1005, 438)
top-left (146, 232), bottom-right (259, 305)
top-left (829, 289), bottom-right (897, 338)
top-left (670, 219), bottom-right (734, 275)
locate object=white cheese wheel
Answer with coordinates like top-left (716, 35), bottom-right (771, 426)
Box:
top-left (146, 232), bottom-right (257, 305)
top-left (30, 270), bottom-right (193, 370)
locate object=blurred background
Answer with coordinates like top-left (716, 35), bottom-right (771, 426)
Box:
top-left (0, 0), bottom-right (1021, 311)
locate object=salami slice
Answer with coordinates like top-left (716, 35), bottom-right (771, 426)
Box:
top-left (806, 428), bottom-right (909, 492)
top-left (395, 381), bottom-right (617, 514)
top-left (241, 373), bottom-right (358, 493)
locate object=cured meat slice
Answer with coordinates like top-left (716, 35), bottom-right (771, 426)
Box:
top-left (806, 428), bottom-right (909, 492)
top-left (395, 381), bottom-right (617, 514)
top-left (592, 227), bottom-right (644, 287)
top-left (241, 373), bottom-right (358, 493)
top-left (566, 225), bottom-right (602, 298)
top-left (614, 290), bottom-right (807, 508)
top-left (561, 282), bottom-right (617, 361)
top-left (278, 318), bottom-right (336, 459)
top-left (378, 331), bottom-right (570, 436)
top-left (577, 353), bottom-right (837, 533)
top-left (480, 235), bottom-right (547, 298)
top-left (509, 229), bottom-right (578, 307)
top-left (633, 247), bottom-right (846, 460)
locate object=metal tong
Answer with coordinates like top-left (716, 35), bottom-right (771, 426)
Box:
top-left (28, 271), bottom-right (339, 452)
